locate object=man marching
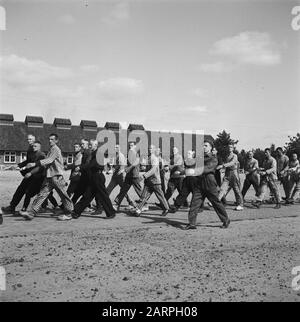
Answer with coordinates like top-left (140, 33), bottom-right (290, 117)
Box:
top-left (252, 148), bottom-right (281, 209)
top-left (217, 144), bottom-right (244, 211)
top-left (242, 151), bottom-right (260, 200)
top-left (183, 141), bottom-right (230, 230)
top-left (1, 134), bottom-right (36, 215)
top-left (131, 145), bottom-right (169, 217)
top-left (21, 134), bottom-right (74, 221)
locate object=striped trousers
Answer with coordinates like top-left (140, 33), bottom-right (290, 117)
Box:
top-left (31, 176), bottom-right (73, 214)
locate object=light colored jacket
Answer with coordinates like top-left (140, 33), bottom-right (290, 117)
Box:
top-left (223, 153), bottom-right (239, 177)
top-left (244, 158), bottom-right (259, 176)
top-left (143, 154), bottom-right (161, 185)
top-left (38, 145), bottom-right (64, 178)
top-left (262, 156), bottom-right (277, 180)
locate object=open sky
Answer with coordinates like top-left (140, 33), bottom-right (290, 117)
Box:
top-left (0, 0), bottom-right (299, 150)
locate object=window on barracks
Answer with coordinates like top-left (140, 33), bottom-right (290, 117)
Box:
top-left (21, 152), bottom-right (27, 163)
top-left (4, 151), bottom-right (16, 163)
top-left (67, 154), bottom-right (74, 164)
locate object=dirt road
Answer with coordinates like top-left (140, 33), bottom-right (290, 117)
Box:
top-left (0, 171), bottom-right (299, 302)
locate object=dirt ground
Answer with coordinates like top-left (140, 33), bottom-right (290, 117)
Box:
top-left (0, 171), bottom-right (299, 302)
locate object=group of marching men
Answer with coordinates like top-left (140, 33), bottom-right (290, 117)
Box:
top-left (0, 133), bottom-right (299, 229)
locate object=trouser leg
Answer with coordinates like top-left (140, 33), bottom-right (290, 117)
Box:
top-left (72, 175), bottom-right (88, 204)
top-left (47, 191), bottom-right (58, 207)
top-left (268, 178), bottom-right (281, 203)
top-left (132, 177), bottom-right (143, 198)
top-left (136, 185), bottom-right (152, 211)
top-left (174, 179), bottom-right (191, 208)
top-left (241, 176), bottom-right (251, 198)
top-left (188, 186), bottom-right (204, 226)
top-left (153, 184), bottom-right (169, 210)
top-left (22, 178), bottom-right (43, 210)
top-left (10, 178), bottom-right (32, 208)
top-left (231, 175), bottom-right (243, 206)
top-left (205, 189), bottom-right (229, 224)
top-left (106, 176), bottom-right (118, 195)
top-left (291, 180), bottom-right (300, 200)
top-left (31, 179), bottom-right (53, 213)
top-left (282, 176), bottom-right (290, 199)
top-left (74, 185), bottom-right (96, 216)
top-left (165, 179), bottom-right (176, 201)
top-left (219, 178), bottom-right (230, 201)
top-left (51, 176), bottom-right (73, 213)
top-left (252, 173), bottom-right (261, 196)
top-left (257, 179), bottom-right (268, 202)
top-left (94, 173), bottom-right (115, 217)
top-left (67, 180), bottom-right (79, 197)
top-left (116, 181), bottom-right (132, 206)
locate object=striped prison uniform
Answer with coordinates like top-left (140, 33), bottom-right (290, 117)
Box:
top-left (31, 144), bottom-right (73, 214)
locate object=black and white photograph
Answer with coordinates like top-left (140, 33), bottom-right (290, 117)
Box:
top-left (0, 0), bottom-right (299, 305)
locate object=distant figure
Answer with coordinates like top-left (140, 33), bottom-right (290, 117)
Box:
top-left (217, 144), bottom-right (244, 211)
top-left (252, 148), bottom-right (281, 209)
top-left (241, 151), bottom-right (260, 200)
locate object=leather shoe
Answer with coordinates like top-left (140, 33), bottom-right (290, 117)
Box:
top-left (182, 224), bottom-right (197, 230)
top-left (106, 213), bottom-right (116, 219)
top-left (160, 209), bottom-right (169, 216)
top-left (221, 219), bottom-right (230, 229)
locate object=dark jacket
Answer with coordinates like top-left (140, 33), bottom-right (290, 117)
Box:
top-left (28, 151), bottom-right (46, 179)
top-left (80, 149), bottom-right (104, 182)
top-left (198, 153), bottom-right (219, 190)
top-left (19, 145), bottom-right (35, 176)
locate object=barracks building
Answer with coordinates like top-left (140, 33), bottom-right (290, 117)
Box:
top-left (0, 113), bottom-right (213, 168)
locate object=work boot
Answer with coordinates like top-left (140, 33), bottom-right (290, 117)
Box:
top-left (252, 201), bottom-right (262, 209)
top-left (221, 218), bottom-right (230, 229)
top-left (182, 224), bottom-right (197, 230)
top-left (274, 203), bottom-right (281, 209)
top-left (1, 205), bottom-right (15, 214)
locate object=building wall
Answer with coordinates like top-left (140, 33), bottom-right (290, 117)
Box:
top-left (0, 150), bottom-right (27, 166)
top-left (0, 150), bottom-right (74, 166)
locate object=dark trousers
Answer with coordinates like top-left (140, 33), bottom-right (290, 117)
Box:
top-left (23, 177), bottom-right (44, 210)
top-left (41, 191), bottom-right (58, 209)
top-left (115, 175), bottom-right (142, 206)
top-left (107, 173), bottom-right (133, 205)
top-left (67, 179), bottom-right (80, 197)
top-left (174, 176), bottom-right (197, 208)
top-left (165, 177), bottom-right (184, 201)
top-left (188, 176), bottom-right (229, 226)
top-left (137, 182), bottom-right (169, 211)
top-left (74, 172), bottom-right (115, 217)
top-left (72, 174), bottom-right (89, 204)
top-left (160, 170), bottom-right (166, 194)
top-left (10, 177), bottom-right (33, 209)
top-left (242, 173), bottom-right (260, 198)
